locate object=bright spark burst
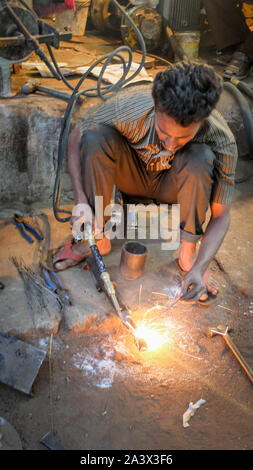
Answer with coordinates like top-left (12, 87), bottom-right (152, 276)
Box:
top-left (135, 321), bottom-right (169, 351)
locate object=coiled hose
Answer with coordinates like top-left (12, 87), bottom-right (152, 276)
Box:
top-left (51, 0), bottom-right (147, 222)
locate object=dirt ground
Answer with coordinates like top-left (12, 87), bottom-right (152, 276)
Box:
top-left (1, 304), bottom-right (253, 452)
top-left (24, 303), bottom-right (253, 452)
top-left (0, 183), bottom-right (253, 452)
top-left (0, 29), bottom-right (253, 455)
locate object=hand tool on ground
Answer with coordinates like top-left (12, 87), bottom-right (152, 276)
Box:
top-left (11, 256), bottom-right (67, 314)
top-left (13, 214), bottom-right (43, 243)
top-left (206, 325), bottom-right (253, 385)
top-left (75, 222), bottom-right (147, 351)
top-left (41, 267), bottom-right (72, 306)
top-left (21, 80), bottom-right (83, 103)
top-left (0, 332), bottom-right (46, 395)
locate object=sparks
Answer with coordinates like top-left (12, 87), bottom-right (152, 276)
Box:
top-left (135, 322), bottom-right (168, 351)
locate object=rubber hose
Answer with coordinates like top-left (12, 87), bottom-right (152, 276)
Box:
top-left (223, 81), bottom-right (253, 156)
top-left (52, 0), bottom-right (147, 222)
top-left (231, 77), bottom-right (253, 102)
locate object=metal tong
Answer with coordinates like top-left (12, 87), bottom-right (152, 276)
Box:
top-left (41, 268), bottom-right (71, 307)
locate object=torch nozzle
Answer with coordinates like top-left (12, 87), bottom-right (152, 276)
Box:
top-left (110, 301), bottom-right (148, 351)
top-left (135, 337), bottom-right (148, 351)
top-left (123, 318), bottom-right (148, 351)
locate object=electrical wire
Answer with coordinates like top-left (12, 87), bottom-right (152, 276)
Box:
top-left (5, 0), bottom-right (146, 221)
top-left (136, 49), bottom-right (172, 66)
top-left (52, 0), bottom-right (147, 222)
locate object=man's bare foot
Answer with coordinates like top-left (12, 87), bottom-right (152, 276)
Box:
top-left (199, 269), bottom-right (219, 301)
top-left (178, 240), bottom-right (218, 302)
top-left (53, 237), bottom-right (111, 271)
top-left (176, 258), bottom-right (218, 302)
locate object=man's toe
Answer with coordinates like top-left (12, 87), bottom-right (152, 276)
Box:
top-left (199, 293), bottom-right (208, 301)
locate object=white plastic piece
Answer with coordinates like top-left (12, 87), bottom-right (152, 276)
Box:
top-left (183, 399), bottom-right (206, 428)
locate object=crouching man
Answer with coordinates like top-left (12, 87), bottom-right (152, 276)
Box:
top-left (53, 61), bottom-right (238, 304)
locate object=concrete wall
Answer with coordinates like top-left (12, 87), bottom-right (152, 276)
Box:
top-left (0, 97), bottom-right (73, 207)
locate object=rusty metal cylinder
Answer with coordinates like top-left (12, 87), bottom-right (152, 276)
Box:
top-left (120, 241), bottom-right (147, 280)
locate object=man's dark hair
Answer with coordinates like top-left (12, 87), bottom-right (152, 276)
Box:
top-left (152, 61), bottom-right (223, 126)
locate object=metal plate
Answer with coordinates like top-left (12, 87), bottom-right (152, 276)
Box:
top-left (0, 332), bottom-right (46, 395)
top-left (40, 432), bottom-right (66, 450)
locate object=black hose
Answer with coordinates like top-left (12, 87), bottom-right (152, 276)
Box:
top-left (52, 0), bottom-right (147, 222)
top-left (4, 0), bottom-right (146, 219)
top-left (224, 81), bottom-right (253, 155)
top-left (223, 81), bottom-right (253, 183)
top-left (231, 77), bottom-right (253, 101)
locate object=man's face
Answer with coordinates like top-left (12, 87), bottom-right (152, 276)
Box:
top-left (155, 111), bottom-right (202, 153)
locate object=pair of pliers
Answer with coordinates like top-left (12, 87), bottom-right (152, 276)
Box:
top-left (41, 268), bottom-right (72, 306)
top-left (14, 214), bottom-right (44, 244)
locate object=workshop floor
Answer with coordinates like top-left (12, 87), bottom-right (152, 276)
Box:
top-left (0, 31), bottom-right (253, 452)
top-left (0, 162), bottom-right (253, 451)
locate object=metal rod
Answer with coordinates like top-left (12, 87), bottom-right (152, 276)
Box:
top-left (223, 332), bottom-right (253, 385)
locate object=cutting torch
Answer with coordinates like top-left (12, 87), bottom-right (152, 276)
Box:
top-left (75, 222), bottom-right (147, 350)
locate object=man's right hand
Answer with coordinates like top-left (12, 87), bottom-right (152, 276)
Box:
top-left (71, 201), bottom-right (103, 241)
top-left (71, 202), bottom-right (94, 241)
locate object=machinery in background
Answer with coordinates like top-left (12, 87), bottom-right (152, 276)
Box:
top-left (91, 0), bottom-right (163, 52)
top-left (0, 0), bottom-right (71, 97)
top-left (121, 3), bottom-right (163, 52)
top-left (157, 0), bottom-right (202, 32)
top-left (90, 0), bottom-right (202, 52)
top-left (90, 0), bottom-right (129, 33)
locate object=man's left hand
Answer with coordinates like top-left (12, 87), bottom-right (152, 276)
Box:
top-left (180, 266), bottom-right (208, 302)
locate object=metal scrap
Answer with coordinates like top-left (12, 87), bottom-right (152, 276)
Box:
top-left (40, 432), bottom-right (66, 450)
top-left (0, 333), bottom-right (46, 395)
